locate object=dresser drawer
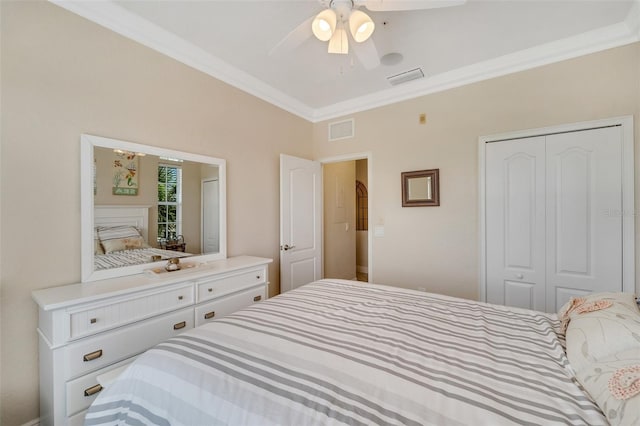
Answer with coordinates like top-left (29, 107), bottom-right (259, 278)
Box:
top-left (195, 284), bottom-right (266, 327)
top-left (65, 307), bottom-right (193, 380)
top-left (197, 267), bottom-right (265, 302)
top-left (66, 357), bottom-right (136, 417)
top-left (68, 284), bottom-right (194, 340)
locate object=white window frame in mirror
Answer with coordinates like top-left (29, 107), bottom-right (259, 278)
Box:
top-left (81, 134), bottom-right (227, 282)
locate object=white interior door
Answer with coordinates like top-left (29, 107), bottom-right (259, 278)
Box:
top-left (280, 154), bottom-right (322, 293)
top-left (545, 127), bottom-right (623, 311)
top-left (202, 179), bottom-right (219, 253)
top-left (486, 136), bottom-right (546, 311)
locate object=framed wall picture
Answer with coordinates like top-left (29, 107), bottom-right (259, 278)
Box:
top-left (112, 150), bottom-right (139, 195)
top-left (401, 169), bottom-right (439, 207)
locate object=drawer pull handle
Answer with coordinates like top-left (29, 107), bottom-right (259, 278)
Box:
top-left (253, 295), bottom-right (262, 302)
top-left (208, 288), bottom-right (213, 293)
top-left (90, 318), bottom-right (97, 324)
top-left (83, 349), bottom-right (103, 362)
top-left (204, 311), bottom-right (215, 320)
top-left (84, 384), bottom-right (103, 397)
top-left (256, 275), bottom-right (260, 279)
top-left (173, 321), bottom-right (186, 330)
top-left (178, 295), bottom-right (184, 300)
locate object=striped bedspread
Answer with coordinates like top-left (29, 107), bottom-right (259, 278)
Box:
top-left (94, 248), bottom-right (192, 271)
top-left (85, 279), bottom-right (606, 426)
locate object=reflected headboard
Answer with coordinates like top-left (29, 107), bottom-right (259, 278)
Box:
top-left (94, 205), bottom-right (150, 242)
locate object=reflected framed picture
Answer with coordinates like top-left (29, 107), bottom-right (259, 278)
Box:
top-left (112, 151), bottom-right (139, 196)
top-left (401, 169), bottom-right (440, 207)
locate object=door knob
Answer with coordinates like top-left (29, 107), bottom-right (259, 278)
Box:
top-left (281, 244), bottom-right (296, 251)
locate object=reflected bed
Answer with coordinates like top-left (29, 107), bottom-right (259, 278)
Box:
top-left (94, 248), bottom-right (191, 271)
top-left (93, 205), bottom-right (191, 271)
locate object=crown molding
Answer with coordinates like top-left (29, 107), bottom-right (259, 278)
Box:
top-left (51, 1), bottom-right (640, 124)
top-left (312, 18), bottom-right (640, 122)
top-left (50, 0), bottom-right (316, 121)
top-left (626, 0), bottom-right (640, 38)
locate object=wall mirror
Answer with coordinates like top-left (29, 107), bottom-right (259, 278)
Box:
top-left (401, 169), bottom-right (440, 207)
top-left (81, 134), bottom-right (227, 282)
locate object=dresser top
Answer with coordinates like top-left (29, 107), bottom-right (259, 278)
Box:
top-left (32, 256), bottom-right (272, 311)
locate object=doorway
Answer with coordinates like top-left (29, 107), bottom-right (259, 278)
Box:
top-left (279, 152), bottom-right (373, 293)
top-left (321, 153), bottom-right (371, 283)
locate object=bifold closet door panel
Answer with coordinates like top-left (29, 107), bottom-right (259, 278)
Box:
top-left (486, 136), bottom-right (546, 311)
top-left (545, 126), bottom-right (623, 312)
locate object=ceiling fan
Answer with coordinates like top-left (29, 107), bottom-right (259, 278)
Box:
top-left (270, 0), bottom-right (466, 70)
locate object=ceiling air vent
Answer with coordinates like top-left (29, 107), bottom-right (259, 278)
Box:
top-left (387, 67), bottom-right (425, 86)
top-left (328, 118), bottom-right (355, 142)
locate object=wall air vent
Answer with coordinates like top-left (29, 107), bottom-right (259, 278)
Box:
top-left (328, 118), bottom-right (355, 141)
top-left (387, 67), bottom-right (425, 86)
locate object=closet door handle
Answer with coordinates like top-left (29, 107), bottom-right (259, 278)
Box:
top-left (173, 321), bottom-right (186, 330)
top-left (83, 349), bottom-right (103, 362)
top-left (84, 384), bottom-right (103, 397)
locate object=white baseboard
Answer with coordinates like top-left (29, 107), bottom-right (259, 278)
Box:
top-left (357, 265), bottom-right (368, 274)
top-left (21, 418), bottom-right (39, 426)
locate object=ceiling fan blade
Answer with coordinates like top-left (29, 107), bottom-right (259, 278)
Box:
top-left (352, 38), bottom-right (380, 70)
top-left (269, 15), bottom-right (315, 57)
top-left (362, 0), bottom-right (466, 12)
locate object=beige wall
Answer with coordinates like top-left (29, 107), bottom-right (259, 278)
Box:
top-left (2, 1), bottom-right (639, 425)
top-left (313, 42), bottom-right (640, 300)
top-left (323, 161), bottom-right (357, 279)
top-left (0, 2), bottom-right (312, 424)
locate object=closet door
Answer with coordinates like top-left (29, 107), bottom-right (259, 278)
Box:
top-left (545, 127), bottom-right (623, 311)
top-left (486, 136), bottom-right (546, 311)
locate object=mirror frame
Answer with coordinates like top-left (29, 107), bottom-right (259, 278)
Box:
top-left (401, 169), bottom-right (440, 207)
top-left (81, 134), bottom-right (227, 282)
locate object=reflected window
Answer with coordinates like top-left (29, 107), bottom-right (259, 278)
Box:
top-left (356, 180), bottom-right (368, 231)
top-left (157, 164), bottom-right (182, 242)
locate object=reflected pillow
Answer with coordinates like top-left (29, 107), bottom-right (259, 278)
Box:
top-left (94, 228), bottom-right (105, 255)
top-left (97, 226), bottom-right (148, 254)
top-left (95, 238), bottom-right (105, 255)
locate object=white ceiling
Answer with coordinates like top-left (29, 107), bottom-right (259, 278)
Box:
top-left (53, 0), bottom-right (640, 121)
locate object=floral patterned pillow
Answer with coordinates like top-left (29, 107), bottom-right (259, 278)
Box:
top-left (575, 349), bottom-right (640, 425)
top-left (564, 292), bottom-right (640, 373)
top-left (563, 293), bottom-right (640, 424)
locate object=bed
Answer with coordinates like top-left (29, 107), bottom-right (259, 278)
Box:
top-left (84, 279), bottom-right (640, 426)
top-left (94, 206), bottom-right (191, 271)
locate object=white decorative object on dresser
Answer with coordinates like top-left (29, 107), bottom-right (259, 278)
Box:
top-left (32, 255), bottom-right (272, 426)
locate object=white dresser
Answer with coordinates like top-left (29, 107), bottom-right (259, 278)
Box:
top-left (32, 256), bottom-right (272, 426)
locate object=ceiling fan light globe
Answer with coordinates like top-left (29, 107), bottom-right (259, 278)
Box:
top-left (312, 9), bottom-right (336, 42)
top-left (328, 28), bottom-right (349, 54)
top-left (349, 10), bottom-right (375, 43)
